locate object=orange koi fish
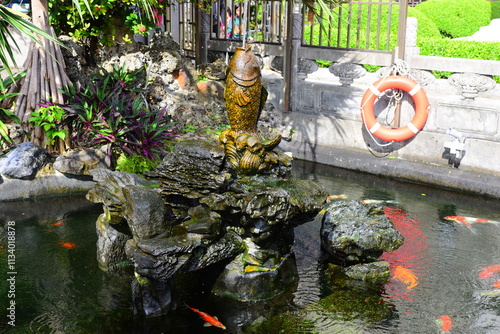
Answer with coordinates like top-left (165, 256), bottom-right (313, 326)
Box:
top-left (58, 242), bottom-right (77, 249)
top-left (53, 222), bottom-right (64, 226)
top-left (444, 216), bottom-right (499, 228)
top-left (479, 264), bottom-right (500, 279)
top-left (327, 194), bottom-right (348, 200)
top-left (393, 266), bottom-right (419, 290)
top-left (436, 315), bottom-right (453, 332)
top-left (189, 306), bottom-right (226, 330)
top-left (493, 280), bottom-right (500, 289)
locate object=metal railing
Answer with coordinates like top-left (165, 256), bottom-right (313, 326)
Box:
top-left (164, 1), bottom-right (197, 59)
top-left (301, 0), bottom-right (400, 52)
top-left (209, 0), bottom-right (287, 45)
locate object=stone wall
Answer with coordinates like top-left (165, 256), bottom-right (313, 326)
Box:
top-left (264, 67), bottom-right (500, 177)
top-left (262, 15), bottom-right (500, 178)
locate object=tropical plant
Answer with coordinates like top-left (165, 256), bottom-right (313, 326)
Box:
top-left (59, 64), bottom-right (176, 160)
top-left (49, 0), bottom-right (164, 47)
top-left (28, 105), bottom-right (67, 146)
top-left (0, 4), bottom-right (64, 79)
top-left (0, 69), bottom-right (25, 148)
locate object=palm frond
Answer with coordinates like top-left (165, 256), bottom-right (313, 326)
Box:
top-left (0, 5), bottom-right (66, 79)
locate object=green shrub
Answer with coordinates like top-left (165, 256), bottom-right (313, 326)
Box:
top-left (407, 7), bottom-right (441, 40)
top-left (115, 153), bottom-right (160, 175)
top-left (418, 38), bottom-right (500, 60)
top-left (416, 0), bottom-right (491, 38)
top-left (492, 1), bottom-right (500, 19)
top-left (418, 38), bottom-right (500, 82)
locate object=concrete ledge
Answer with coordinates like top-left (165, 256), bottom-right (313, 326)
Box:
top-left (0, 173), bottom-right (95, 202)
top-left (280, 140), bottom-right (500, 199)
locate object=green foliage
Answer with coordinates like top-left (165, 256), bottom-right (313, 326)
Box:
top-left (0, 5), bottom-right (66, 80)
top-left (415, 0), bottom-right (491, 38)
top-left (492, 1), bottom-right (500, 19)
top-left (202, 123), bottom-right (231, 136)
top-left (115, 153), bottom-right (159, 174)
top-left (58, 64), bottom-right (176, 160)
top-left (48, 0), bottom-right (164, 46)
top-left (0, 69), bottom-right (24, 148)
top-left (29, 105), bottom-right (68, 146)
top-left (418, 38), bottom-right (500, 82)
top-left (407, 6), bottom-right (441, 39)
top-left (418, 38), bottom-right (500, 61)
top-left (183, 124), bottom-right (199, 133)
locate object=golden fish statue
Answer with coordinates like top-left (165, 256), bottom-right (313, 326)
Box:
top-left (221, 45), bottom-right (283, 175)
top-left (225, 45), bottom-right (267, 133)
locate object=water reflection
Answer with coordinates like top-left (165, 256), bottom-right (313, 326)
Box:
top-left (1, 161), bottom-right (500, 333)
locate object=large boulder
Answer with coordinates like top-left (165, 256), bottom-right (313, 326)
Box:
top-left (321, 201), bottom-right (404, 264)
top-left (53, 146), bottom-right (111, 175)
top-left (0, 142), bottom-right (48, 179)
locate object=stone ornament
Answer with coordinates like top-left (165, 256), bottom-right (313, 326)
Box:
top-left (271, 56), bottom-right (284, 74)
top-left (297, 58), bottom-right (319, 80)
top-left (329, 62), bottom-right (366, 86)
top-left (409, 69), bottom-right (435, 87)
top-left (376, 67), bottom-right (435, 87)
top-left (448, 72), bottom-right (496, 99)
top-left (221, 45), bottom-right (282, 175)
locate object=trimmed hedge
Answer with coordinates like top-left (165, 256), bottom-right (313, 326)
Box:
top-left (418, 38), bottom-right (500, 60)
top-left (417, 38), bottom-right (500, 81)
top-left (416, 0), bottom-right (491, 38)
top-left (407, 7), bottom-right (441, 39)
top-left (492, 0), bottom-right (500, 19)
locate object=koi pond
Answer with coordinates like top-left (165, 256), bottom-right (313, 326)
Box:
top-left (1, 159), bottom-right (500, 333)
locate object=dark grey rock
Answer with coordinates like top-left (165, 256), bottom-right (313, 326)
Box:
top-left (145, 139), bottom-right (231, 207)
top-left (96, 214), bottom-right (132, 272)
top-left (86, 169), bottom-right (160, 223)
top-left (321, 201), bottom-right (404, 264)
top-left (0, 142), bottom-right (48, 179)
top-left (54, 146), bottom-right (111, 175)
top-left (212, 253), bottom-right (298, 301)
top-left (122, 185), bottom-right (168, 240)
top-left (126, 231), bottom-right (244, 282)
top-left (131, 275), bottom-right (173, 317)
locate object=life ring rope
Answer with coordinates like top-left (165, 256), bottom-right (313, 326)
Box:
top-left (360, 68), bottom-right (429, 145)
top-left (360, 75), bottom-right (397, 147)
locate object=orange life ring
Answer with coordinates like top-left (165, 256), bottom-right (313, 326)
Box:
top-left (360, 75), bottom-right (429, 142)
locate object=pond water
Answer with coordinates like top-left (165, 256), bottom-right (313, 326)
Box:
top-left (1, 160), bottom-right (500, 333)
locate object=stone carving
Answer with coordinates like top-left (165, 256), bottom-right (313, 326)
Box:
top-left (221, 45), bottom-right (283, 175)
top-left (448, 72), bottom-right (496, 99)
top-left (271, 56), bottom-right (284, 74)
top-left (297, 58), bottom-right (319, 80)
top-left (292, 13), bottom-right (303, 40)
top-left (376, 67), bottom-right (435, 87)
top-left (329, 62), bottom-right (366, 86)
top-left (405, 17), bottom-right (418, 48)
top-left (408, 69), bottom-right (435, 86)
